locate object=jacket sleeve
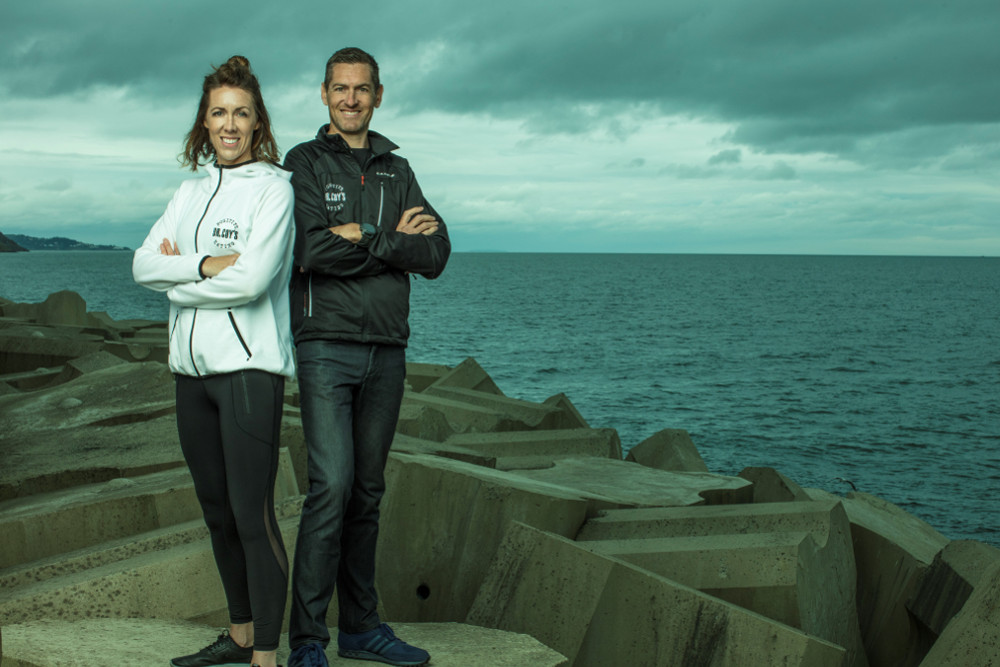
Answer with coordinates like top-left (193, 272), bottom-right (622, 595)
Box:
top-left (165, 179), bottom-right (294, 309)
top-left (132, 185), bottom-right (205, 291)
top-left (285, 147), bottom-right (388, 278)
top-left (367, 170), bottom-right (451, 279)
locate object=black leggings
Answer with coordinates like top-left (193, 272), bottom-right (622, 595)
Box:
top-left (175, 370), bottom-right (288, 652)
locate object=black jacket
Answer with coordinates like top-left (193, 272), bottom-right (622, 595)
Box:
top-left (285, 126), bottom-right (450, 346)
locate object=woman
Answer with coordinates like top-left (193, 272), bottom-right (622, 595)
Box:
top-left (133, 55), bottom-right (294, 667)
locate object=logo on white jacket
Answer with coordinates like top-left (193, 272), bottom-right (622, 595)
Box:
top-left (325, 183), bottom-right (347, 212)
top-left (212, 218), bottom-right (240, 250)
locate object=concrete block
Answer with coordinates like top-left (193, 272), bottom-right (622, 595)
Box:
top-left (392, 432), bottom-right (499, 467)
top-left (917, 561), bottom-right (1000, 666)
top-left (0, 330), bottom-right (103, 374)
top-left (0, 449), bottom-right (298, 570)
top-left (0, 618), bottom-right (568, 667)
top-left (581, 531), bottom-right (866, 667)
top-left (542, 393), bottom-right (590, 429)
top-left (908, 539), bottom-right (1000, 637)
top-left (58, 350), bottom-right (129, 381)
top-left (576, 500), bottom-right (851, 544)
top-left (0, 513), bottom-right (299, 626)
top-left (510, 458), bottom-right (752, 507)
top-left (739, 466), bottom-right (811, 502)
top-left (101, 340), bottom-right (169, 363)
top-left (84, 310), bottom-right (135, 337)
top-left (396, 395), bottom-right (458, 441)
top-left (376, 452), bottom-right (592, 623)
top-left (576, 500), bottom-right (864, 666)
top-left (405, 361), bottom-right (452, 392)
top-left (468, 522), bottom-right (846, 667)
top-left (427, 356), bottom-right (503, 395)
top-left (425, 385), bottom-right (573, 430)
top-left (625, 428), bottom-right (709, 473)
top-left (0, 367), bottom-right (64, 391)
top-left (443, 428), bottom-right (622, 461)
top-left (280, 416), bottom-right (307, 496)
top-left (37, 290), bottom-right (88, 326)
top-left (839, 492), bottom-right (948, 667)
top-left (399, 392), bottom-right (543, 438)
top-left (0, 496), bottom-right (302, 594)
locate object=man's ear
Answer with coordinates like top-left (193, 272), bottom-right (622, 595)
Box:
top-left (320, 83), bottom-right (329, 106)
top-left (374, 85), bottom-right (384, 109)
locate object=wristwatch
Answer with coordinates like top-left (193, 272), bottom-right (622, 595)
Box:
top-left (358, 222), bottom-right (377, 247)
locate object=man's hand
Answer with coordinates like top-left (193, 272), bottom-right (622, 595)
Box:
top-left (329, 223), bottom-right (362, 243)
top-left (201, 254), bottom-right (240, 277)
top-left (396, 206), bottom-right (438, 236)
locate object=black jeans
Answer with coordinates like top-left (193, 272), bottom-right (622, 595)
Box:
top-left (175, 370), bottom-right (288, 652)
top-left (289, 340), bottom-right (406, 648)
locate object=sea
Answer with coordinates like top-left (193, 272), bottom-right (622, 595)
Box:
top-left (1, 250), bottom-right (998, 546)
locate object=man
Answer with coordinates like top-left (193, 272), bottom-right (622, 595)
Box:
top-left (285, 47), bottom-right (450, 667)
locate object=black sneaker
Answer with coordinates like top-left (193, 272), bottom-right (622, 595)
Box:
top-left (170, 631), bottom-right (254, 667)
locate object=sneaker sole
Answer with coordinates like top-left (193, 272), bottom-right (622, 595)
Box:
top-left (337, 648), bottom-right (429, 666)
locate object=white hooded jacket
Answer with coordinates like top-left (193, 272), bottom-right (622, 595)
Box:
top-left (133, 160), bottom-right (295, 379)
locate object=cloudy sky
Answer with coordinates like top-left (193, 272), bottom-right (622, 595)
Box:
top-left (2, 0), bottom-right (998, 255)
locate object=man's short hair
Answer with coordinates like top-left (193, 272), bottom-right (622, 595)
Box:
top-left (324, 47), bottom-right (380, 90)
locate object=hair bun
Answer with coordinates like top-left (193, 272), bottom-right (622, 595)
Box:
top-left (226, 55), bottom-right (251, 69)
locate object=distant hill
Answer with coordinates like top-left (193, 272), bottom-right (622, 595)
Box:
top-left (0, 232), bottom-right (28, 252)
top-left (4, 233), bottom-right (130, 251)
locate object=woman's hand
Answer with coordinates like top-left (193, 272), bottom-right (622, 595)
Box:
top-left (159, 238), bottom-right (180, 255)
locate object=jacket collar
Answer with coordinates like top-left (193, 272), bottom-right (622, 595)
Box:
top-left (316, 125), bottom-right (399, 157)
top-left (202, 159), bottom-right (291, 182)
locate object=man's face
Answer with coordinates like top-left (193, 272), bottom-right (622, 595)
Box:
top-left (321, 63), bottom-right (383, 147)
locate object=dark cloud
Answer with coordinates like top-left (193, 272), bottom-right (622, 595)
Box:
top-left (391, 0), bottom-right (1000, 164)
top-left (3, 0), bottom-right (998, 167)
top-left (762, 161), bottom-right (796, 180)
top-left (708, 149), bottom-right (741, 165)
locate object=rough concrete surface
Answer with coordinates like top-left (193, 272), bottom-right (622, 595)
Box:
top-left (469, 521), bottom-right (847, 667)
top-left (4, 292), bottom-right (999, 666)
top-left (1, 618), bottom-right (568, 666)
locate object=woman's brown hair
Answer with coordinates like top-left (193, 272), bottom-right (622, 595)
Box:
top-left (180, 55), bottom-right (280, 170)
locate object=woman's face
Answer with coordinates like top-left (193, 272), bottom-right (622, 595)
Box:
top-left (203, 86), bottom-right (259, 165)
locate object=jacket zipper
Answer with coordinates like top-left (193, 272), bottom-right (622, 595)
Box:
top-left (194, 167), bottom-right (224, 252)
top-left (306, 273), bottom-right (313, 317)
top-left (187, 167), bottom-right (224, 377)
top-left (189, 310), bottom-right (200, 376)
top-left (169, 311), bottom-right (180, 344)
top-left (228, 310), bottom-right (253, 361)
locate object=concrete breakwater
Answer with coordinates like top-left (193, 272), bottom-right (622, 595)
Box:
top-left (0, 290), bottom-right (997, 666)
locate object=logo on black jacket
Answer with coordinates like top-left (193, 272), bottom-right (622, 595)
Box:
top-left (325, 183), bottom-right (346, 212)
top-left (212, 218), bottom-right (240, 250)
